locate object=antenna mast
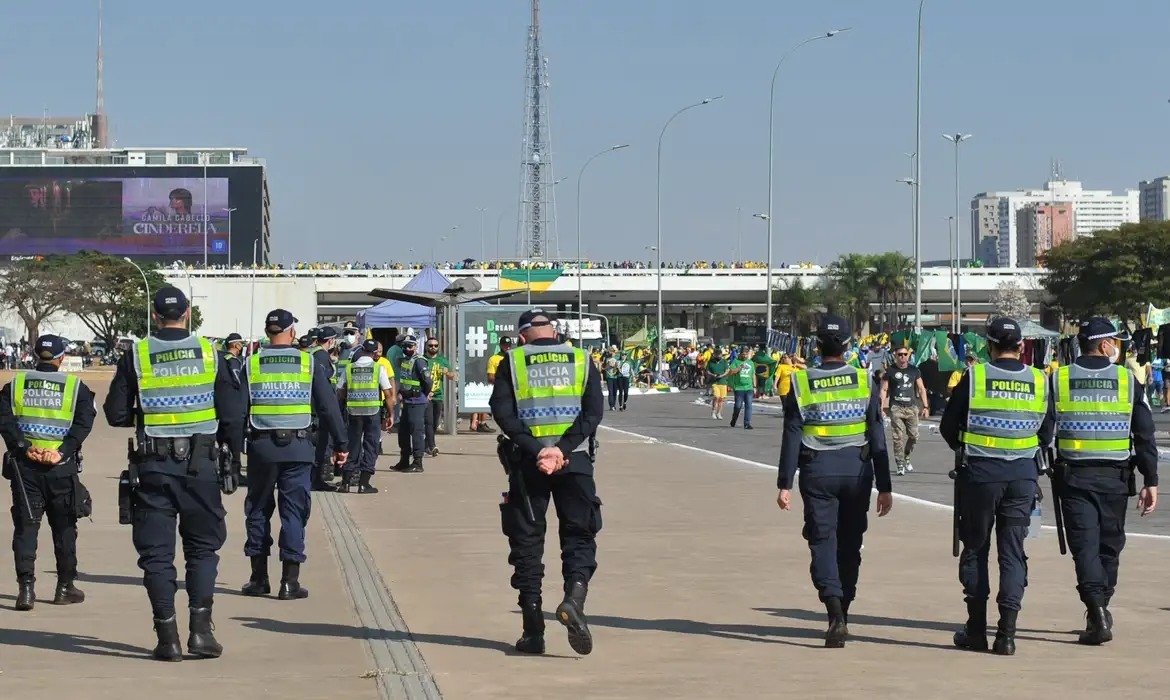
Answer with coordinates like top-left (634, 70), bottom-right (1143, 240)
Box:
top-left (94, 0), bottom-right (109, 147)
top-left (514, 0), bottom-right (558, 260)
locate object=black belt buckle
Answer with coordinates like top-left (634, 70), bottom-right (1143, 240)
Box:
top-left (171, 437), bottom-right (192, 461)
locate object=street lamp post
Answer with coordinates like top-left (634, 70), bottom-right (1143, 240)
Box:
top-left (123, 257), bottom-right (151, 335)
top-left (657, 97), bottom-right (721, 358)
top-left (201, 151), bottom-right (209, 268)
top-left (576, 144), bottom-right (629, 346)
top-left (946, 216), bottom-right (956, 331)
top-left (913, 0), bottom-right (927, 332)
top-left (765, 28), bottom-right (851, 339)
top-left (476, 207), bottom-right (487, 262)
top-left (223, 207), bottom-right (236, 267)
top-left (251, 240), bottom-right (259, 340)
top-left (942, 133), bottom-right (971, 333)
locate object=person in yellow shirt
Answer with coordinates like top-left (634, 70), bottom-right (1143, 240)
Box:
top-left (775, 355), bottom-right (796, 398)
top-left (948, 353), bottom-right (977, 394)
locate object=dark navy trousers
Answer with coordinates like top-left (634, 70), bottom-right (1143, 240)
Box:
top-left (1061, 483), bottom-right (1128, 606)
top-left (957, 478), bottom-right (1035, 611)
top-left (799, 473), bottom-right (872, 603)
top-left (344, 413), bottom-right (381, 474)
top-left (242, 460), bottom-right (312, 564)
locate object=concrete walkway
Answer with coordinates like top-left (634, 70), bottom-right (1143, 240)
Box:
top-left (3, 379), bottom-right (1168, 698)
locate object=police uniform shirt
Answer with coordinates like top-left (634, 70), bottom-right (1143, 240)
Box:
top-left (939, 358), bottom-right (1057, 483)
top-left (885, 365), bottom-right (922, 407)
top-left (1060, 355), bottom-right (1158, 495)
top-left (488, 337), bottom-right (604, 473)
top-left (398, 354), bottom-right (434, 403)
top-left (335, 355), bottom-right (392, 392)
top-left (103, 328), bottom-right (247, 456)
top-left (312, 347), bottom-right (334, 380)
top-left (777, 361), bottom-right (892, 492)
top-left (0, 362), bottom-right (97, 466)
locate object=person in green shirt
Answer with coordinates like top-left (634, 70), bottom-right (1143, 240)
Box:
top-left (754, 346), bottom-right (778, 397)
top-left (423, 338), bottom-right (455, 456)
top-left (706, 348), bottom-right (730, 419)
top-left (723, 347), bottom-right (757, 430)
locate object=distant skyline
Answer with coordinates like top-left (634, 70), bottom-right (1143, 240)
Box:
top-left (4, 1), bottom-right (1168, 265)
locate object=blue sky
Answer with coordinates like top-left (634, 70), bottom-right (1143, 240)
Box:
top-left (6, 1), bottom-right (1168, 265)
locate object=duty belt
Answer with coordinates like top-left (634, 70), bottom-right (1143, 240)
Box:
top-left (135, 435), bottom-right (216, 476)
top-left (249, 428), bottom-right (312, 446)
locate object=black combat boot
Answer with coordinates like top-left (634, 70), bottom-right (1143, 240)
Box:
top-left (151, 616), bottom-right (183, 662)
top-left (514, 598), bottom-right (546, 654)
top-left (992, 607), bottom-right (1017, 656)
top-left (357, 472), bottom-right (379, 494)
top-left (52, 580), bottom-right (85, 605)
top-left (841, 599), bottom-right (852, 638)
top-left (187, 604), bottom-right (223, 658)
top-left (337, 471), bottom-right (354, 493)
top-left (278, 561), bottom-right (309, 600)
top-left (953, 599), bottom-right (988, 651)
top-left (15, 577), bottom-right (35, 611)
top-left (312, 466), bottom-right (337, 492)
top-left (1078, 603), bottom-right (1113, 645)
top-left (241, 555), bottom-right (270, 596)
top-left (404, 457), bottom-right (424, 473)
top-left (392, 454), bottom-right (411, 471)
top-left (556, 580), bottom-right (593, 655)
top-left (824, 597), bottom-right (848, 648)
top-left (1103, 596), bottom-right (1114, 631)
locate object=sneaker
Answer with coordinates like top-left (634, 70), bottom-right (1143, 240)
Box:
top-left (476, 423), bottom-right (496, 434)
top-left (897, 467), bottom-right (906, 476)
top-left (426, 447), bottom-right (439, 457)
top-left (905, 462), bottom-right (914, 473)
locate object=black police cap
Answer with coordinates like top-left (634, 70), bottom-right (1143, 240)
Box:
top-left (1077, 317), bottom-right (1129, 343)
top-left (518, 308), bottom-right (554, 332)
top-left (316, 326), bottom-right (338, 342)
top-left (35, 334), bottom-right (67, 360)
top-left (224, 332), bottom-right (243, 344)
top-left (816, 314), bottom-right (851, 342)
top-left (264, 309), bottom-right (298, 335)
top-left (361, 338), bottom-right (379, 353)
top-left (986, 317), bottom-right (1023, 345)
top-left (153, 286), bottom-right (190, 320)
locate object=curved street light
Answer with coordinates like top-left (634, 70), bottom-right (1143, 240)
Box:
top-left (123, 257), bottom-right (151, 336)
top-left (577, 144), bottom-right (630, 345)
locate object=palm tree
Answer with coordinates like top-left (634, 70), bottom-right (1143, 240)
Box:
top-left (827, 253), bottom-right (874, 333)
top-left (775, 277), bottom-right (819, 336)
top-left (869, 252), bottom-right (915, 331)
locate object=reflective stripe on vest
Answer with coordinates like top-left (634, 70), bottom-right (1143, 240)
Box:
top-left (346, 362), bottom-right (382, 416)
top-left (961, 363), bottom-right (1047, 460)
top-left (510, 345), bottom-right (588, 449)
top-left (133, 336), bottom-right (219, 438)
top-left (398, 357), bottom-right (421, 389)
top-left (333, 358), bottom-right (351, 386)
top-left (12, 371), bottom-right (79, 449)
top-left (1053, 363), bottom-right (1132, 462)
top-left (792, 366), bottom-right (870, 450)
top-left (247, 347), bottom-right (313, 430)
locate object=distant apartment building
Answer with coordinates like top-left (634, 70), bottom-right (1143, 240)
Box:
top-left (1016, 202), bottom-right (1074, 267)
top-left (1139, 176), bottom-right (1170, 221)
top-left (970, 194), bottom-right (1005, 267)
top-left (970, 180), bottom-right (1138, 267)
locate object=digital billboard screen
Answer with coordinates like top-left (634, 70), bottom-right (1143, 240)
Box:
top-left (0, 176), bottom-right (231, 256)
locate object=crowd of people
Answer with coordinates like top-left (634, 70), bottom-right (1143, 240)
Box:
top-left (169, 259), bottom-right (828, 273)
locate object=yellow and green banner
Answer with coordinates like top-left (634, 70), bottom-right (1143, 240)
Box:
top-left (499, 268), bottom-right (563, 292)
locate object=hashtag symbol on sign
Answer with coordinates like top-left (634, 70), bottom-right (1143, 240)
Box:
top-left (466, 326), bottom-right (489, 358)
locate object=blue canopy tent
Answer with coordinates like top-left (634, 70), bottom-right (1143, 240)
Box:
top-left (356, 266), bottom-right (452, 331)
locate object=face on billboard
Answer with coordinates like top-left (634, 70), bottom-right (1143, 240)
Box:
top-left (0, 177), bottom-right (230, 256)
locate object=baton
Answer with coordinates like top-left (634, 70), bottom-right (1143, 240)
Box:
top-left (9, 453), bottom-right (34, 522)
top-left (948, 447), bottom-right (965, 558)
top-left (1040, 449), bottom-right (1067, 556)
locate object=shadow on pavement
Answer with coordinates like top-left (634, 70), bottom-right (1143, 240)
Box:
top-left (758, 607), bottom-right (1074, 641)
top-left (584, 613), bottom-right (954, 651)
top-left (0, 628), bottom-right (150, 659)
top-left (231, 616), bottom-right (539, 656)
top-left (75, 571), bottom-right (247, 598)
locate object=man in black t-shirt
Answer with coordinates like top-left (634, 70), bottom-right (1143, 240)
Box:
top-left (880, 347), bottom-right (928, 476)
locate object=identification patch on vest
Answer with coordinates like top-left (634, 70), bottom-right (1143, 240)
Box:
top-left (151, 347), bottom-right (201, 365)
top-left (1071, 378), bottom-right (1118, 391)
top-left (985, 378), bottom-right (1035, 396)
top-left (526, 352), bottom-right (572, 365)
top-left (259, 355), bottom-right (301, 366)
top-left (812, 373), bottom-right (858, 391)
top-left (22, 379), bottom-right (66, 407)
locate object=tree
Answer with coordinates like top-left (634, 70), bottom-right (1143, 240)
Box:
top-left (775, 277), bottom-right (820, 336)
top-left (992, 280), bottom-right (1030, 322)
top-left (72, 252), bottom-right (203, 345)
top-left (826, 253), bottom-right (874, 333)
top-left (1043, 221), bottom-right (1170, 327)
top-left (868, 252), bottom-right (915, 331)
top-left (0, 256), bottom-right (77, 342)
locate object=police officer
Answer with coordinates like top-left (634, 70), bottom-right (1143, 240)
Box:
top-left (2, 335), bottom-right (96, 611)
top-left (240, 310), bottom-right (349, 599)
top-left (777, 315), bottom-right (893, 648)
top-left (222, 333), bottom-right (245, 388)
top-left (103, 286), bottom-right (246, 661)
top-left (489, 309), bottom-right (604, 656)
top-left (310, 326), bottom-right (340, 492)
top-left (297, 332), bottom-right (315, 353)
top-left (940, 317), bottom-right (1055, 656)
top-left (394, 335), bottom-right (432, 473)
top-left (1052, 318), bottom-right (1157, 645)
top-left (337, 338), bottom-right (395, 492)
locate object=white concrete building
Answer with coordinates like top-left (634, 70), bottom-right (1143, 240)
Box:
top-left (972, 180), bottom-right (1138, 267)
top-left (1139, 176), bottom-right (1170, 221)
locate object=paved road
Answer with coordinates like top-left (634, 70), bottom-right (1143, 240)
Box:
top-left (601, 391), bottom-right (1170, 537)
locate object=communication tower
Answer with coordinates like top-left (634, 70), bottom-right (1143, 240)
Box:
top-left (514, 0), bottom-right (559, 260)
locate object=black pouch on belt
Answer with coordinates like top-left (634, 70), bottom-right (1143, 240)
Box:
top-left (272, 430), bottom-right (292, 447)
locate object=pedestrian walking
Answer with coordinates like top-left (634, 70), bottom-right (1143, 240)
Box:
top-left (881, 347), bottom-right (929, 476)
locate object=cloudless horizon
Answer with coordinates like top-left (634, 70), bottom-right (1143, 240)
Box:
top-left (5, 1), bottom-right (1168, 265)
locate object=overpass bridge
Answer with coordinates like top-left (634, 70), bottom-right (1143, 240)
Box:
top-left (165, 266), bottom-right (1050, 338)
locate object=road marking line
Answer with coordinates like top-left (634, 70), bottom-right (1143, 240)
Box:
top-left (599, 424), bottom-right (1170, 542)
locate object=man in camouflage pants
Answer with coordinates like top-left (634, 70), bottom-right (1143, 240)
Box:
top-left (880, 348), bottom-right (929, 476)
